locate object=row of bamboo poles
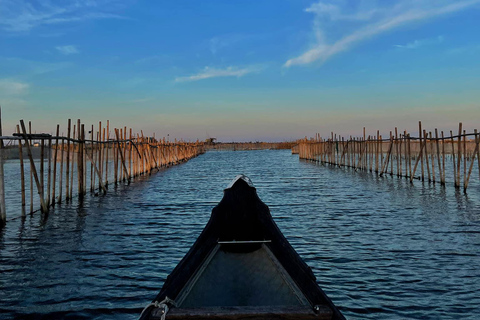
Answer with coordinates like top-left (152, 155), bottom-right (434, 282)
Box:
top-left (0, 119), bottom-right (205, 226)
top-left (297, 122), bottom-right (480, 193)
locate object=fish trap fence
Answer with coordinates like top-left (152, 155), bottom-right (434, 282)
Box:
top-left (0, 119), bottom-right (205, 226)
top-left (297, 122), bottom-right (479, 193)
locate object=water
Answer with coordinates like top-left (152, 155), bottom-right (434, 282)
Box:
top-left (1, 150), bottom-right (479, 319)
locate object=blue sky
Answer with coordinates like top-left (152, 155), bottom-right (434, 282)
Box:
top-left (1, 0), bottom-right (479, 141)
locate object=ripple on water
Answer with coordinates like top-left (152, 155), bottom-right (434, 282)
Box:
top-left (1, 150), bottom-right (480, 320)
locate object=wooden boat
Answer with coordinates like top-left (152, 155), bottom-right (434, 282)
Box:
top-left (139, 175), bottom-right (345, 320)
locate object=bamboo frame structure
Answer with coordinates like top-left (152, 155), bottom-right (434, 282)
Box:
top-left (0, 118), bottom-right (205, 225)
top-left (297, 121), bottom-right (479, 193)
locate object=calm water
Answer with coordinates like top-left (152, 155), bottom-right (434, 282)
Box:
top-left (1, 150), bottom-right (479, 319)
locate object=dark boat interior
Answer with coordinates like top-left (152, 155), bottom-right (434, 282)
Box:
top-left (141, 175), bottom-right (345, 320)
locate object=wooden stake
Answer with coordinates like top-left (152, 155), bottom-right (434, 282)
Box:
top-left (115, 128), bottom-right (130, 183)
top-left (0, 107), bottom-right (5, 224)
top-left (19, 120), bottom-right (48, 213)
top-left (407, 133), bottom-right (412, 178)
top-left (441, 131), bottom-right (445, 185)
top-left (380, 134), bottom-right (394, 176)
top-left (47, 135), bottom-right (52, 206)
top-left (435, 129), bottom-right (443, 185)
top-left (17, 125), bottom-right (26, 216)
top-left (456, 123), bottom-right (462, 188)
top-left (40, 137), bottom-right (45, 204)
top-left (84, 144), bottom-right (107, 195)
top-left (29, 121), bottom-right (33, 214)
top-left (90, 125), bottom-right (94, 192)
top-left (419, 122), bottom-right (424, 181)
top-left (52, 125), bottom-right (59, 206)
top-left (98, 122), bottom-right (102, 190)
top-left (464, 129), bottom-right (479, 192)
top-left (450, 130), bottom-right (457, 187)
top-left (66, 119), bottom-right (71, 200)
top-left (70, 124), bottom-right (75, 200)
top-left (423, 130), bottom-right (430, 182)
top-left (105, 120), bottom-right (109, 186)
top-left (79, 123), bottom-right (85, 198)
top-left (58, 133), bottom-right (64, 204)
top-left (427, 131), bottom-right (435, 183)
top-left (463, 129), bottom-right (466, 191)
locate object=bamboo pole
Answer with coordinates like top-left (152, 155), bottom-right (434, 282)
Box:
top-left (98, 122), bottom-right (102, 190)
top-left (441, 131), bottom-right (446, 185)
top-left (83, 125), bottom-right (87, 195)
top-left (77, 120), bottom-right (84, 199)
top-left (463, 129), bottom-right (466, 191)
top-left (114, 130), bottom-right (118, 185)
top-left (47, 135), bottom-right (52, 206)
top-left (429, 132), bottom-right (435, 183)
top-left (16, 125), bottom-right (26, 216)
top-left (395, 128), bottom-right (399, 176)
top-left (375, 131), bottom-right (379, 173)
top-left (477, 130), bottom-right (480, 183)
top-left (407, 134), bottom-right (412, 178)
top-left (29, 121), bottom-right (33, 214)
top-left (456, 123), bottom-right (462, 188)
top-left (102, 126), bottom-right (106, 187)
top-left (403, 131), bottom-right (408, 178)
top-left (19, 120), bottom-right (48, 213)
top-left (65, 119), bottom-right (71, 200)
top-left (70, 124), bottom-right (75, 200)
top-left (450, 130), bottom-right (457, 187)
top-left (435, 129), bottom-right (443, 185)
top-left (40, 137), bottom-right (45, 205)
top-left (123, 127), bottom-right (127, 180)
top-left (464, 129), bottom-right (479, 192)
top-left (58, 132), bottom-right (64, 204)
top-left (105, 120), bottom-right (109, 186)
top-left (52, 125), bottom-right (59, 206)
top-left (79, 123), bottom-right (85, 198)
top-left (115, 128), bottom-right (130, 183)
top-left (411, 136), bottom-right (426, 183)
top-left (423, 130), bottom-right (430, 182)
top-left (372, 133), bottom-right (376, 172)
top-left (0, 106), bottom-right (4, 225)
top-left (419, 122), bottom-right (424, 181)
top-left (90, 125), bottom-right (94, 192)
top-left (84, 144), bottom-right (107, 195)
top-left (380, 134), bottom-right (394, 176)
top-left (129, 128), bottom-right (133, 179)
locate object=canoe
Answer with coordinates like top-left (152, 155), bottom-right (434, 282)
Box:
top-left (139, 175), bottom-right (346, 320)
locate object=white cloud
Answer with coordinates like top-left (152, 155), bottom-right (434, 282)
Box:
top-left (56, 45), bottom-right (79, 55)
top-left (0, 0), bottom-right (128, 33)
top-left (0, 79), bottom-right (29, 95)
top-left (285, 0), bottom-right (480, 67)
top-left (394, 36), bottom-right (444, 49)
top-left (175, 66), bottom-right (263, 83)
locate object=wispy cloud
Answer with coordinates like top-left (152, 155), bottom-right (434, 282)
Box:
top-left (0, 0), bottom-right (128, 33)
top-left (394, 36), bottom-right (444, 49)
top-left (0, 79), bottom-right (29, 95)
top-left (56, 45), bottom-right (80, 55)
top-left (285, 0), bottom-right (480, 67)
top-left (0, 79), bottom-right (30, 111)
top-left (175, 66), bottom-right (263, 83)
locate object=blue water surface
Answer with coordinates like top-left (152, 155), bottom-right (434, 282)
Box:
top-left (1, 150), bottom-right (479, 319)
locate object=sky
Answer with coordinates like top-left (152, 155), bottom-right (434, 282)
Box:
top-left (1, 0), bottom-right (479, 142)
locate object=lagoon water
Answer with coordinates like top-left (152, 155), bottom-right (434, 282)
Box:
top-left (1, 150), bottom-right (479, 319)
